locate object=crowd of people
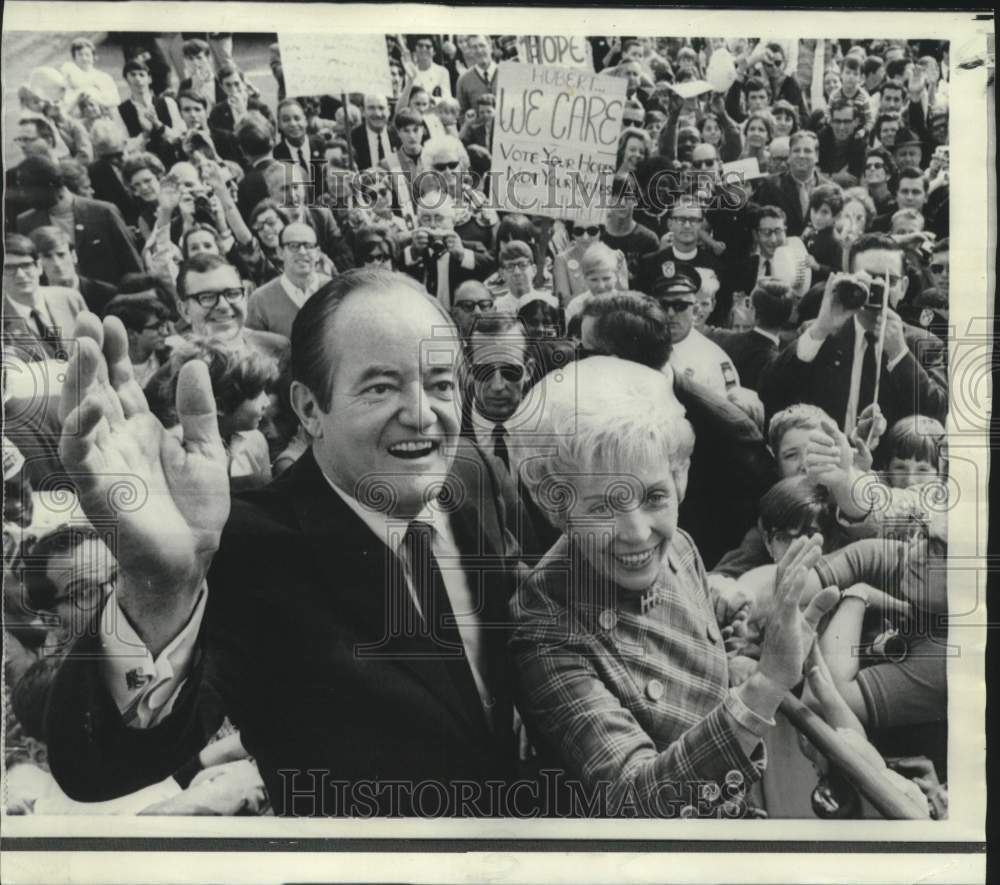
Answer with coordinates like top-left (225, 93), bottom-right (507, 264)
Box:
top-left (3, 32), bottom-right (949, 819)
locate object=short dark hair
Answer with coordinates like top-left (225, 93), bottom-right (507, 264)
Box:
top-left (809, 183), bottom-right (845, 215)
top-left (754, 204), bottom-right (787, 228)
top-left (931, 236), bottom-right (949, 256)
top-left (848, 232), bottom-right (902, 269)
top-left (744, 76), bottom-right (770, 97)
top-left (4, 233), bottom-right (38, 261)
top-left (122, 59), bottom-right (150, 78)
top-left (896, 165), bottom-right (925, 188)
top-left (28, 225), bottom-right (71, 255)
top-left (175, 253), bottom-right (238, 302)
top-left (393, 107), bottom-right (423, 131)
top-left (758, 476), bottom-right (832, 539)
top-left (885, 59), bottom-right (909, 80)
top-left (290, 269), bottom-right (444, 411)
top-left (580, 292), bottom-right (672, 370)
top-left (235, 111), bottom-right (273, 156)
top-left (249, 198), bottom-right (291, 228)
top-left (16, 154), bottom-right (62, 192)
top-left (217, 62), bottom-right (244, 82)
top-left (177, 89), bottom-right (209, 110)
top-left (103, 292), bottom-right (171, 331)
top-left (496, 213), bottom-right (539, 251)
top-left (751, 279), bottom-right (794, 328)
top-left (863, 56), bottom-right (884, 76)
top-left (276, 97), bottom-right (305, 118)
top-left (842, 56), bottom-right (862, 74)
top-left (118, 272), bottom-right (180, 319)
top-left (829, 98), bottom-right (857, 119)
top-left (122, 151), bottom-right (166, 184)
top-left (18, 117), bottom-right (56, 147)
top-left (881, 81), bottom-right (907, 101)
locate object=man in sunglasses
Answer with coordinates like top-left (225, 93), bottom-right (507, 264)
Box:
top-left (181, 253), bottom-right (288, 364)
top-left (450, 280), bottom-right (495, 340)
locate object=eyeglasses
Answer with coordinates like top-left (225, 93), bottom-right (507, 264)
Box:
top-left (659, 299), bottom-right (694, 313)
top-left (572, 225), bottom-right (601, 237)
top-left (471, 362), bottom-right (525, 383)
top-left (758, 227), bottom-right (786, 238)
top-left (185, 287), bottom-right (245, 310)
top-left (865, 161), bottom-right (886, 170)
top-left (670, 216), bottom-right (702, 226)
top-left (929, 262), bottom-right (947, 274)
top-left (3, 261), bottom-right (38, 275)
top-left (283, 241), bottom-right (317, 252)
top-left (433, 160), bottom-right (461, 171)
top-left (363, 252), bottom-right (391, 264)
top-left (502, 260), bottom-right (533, 272)
top-left (454, 299), bottom-right (494, 312)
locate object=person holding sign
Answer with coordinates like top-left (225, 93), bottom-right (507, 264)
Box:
top-left (759, 234), bottom-right (947, 439)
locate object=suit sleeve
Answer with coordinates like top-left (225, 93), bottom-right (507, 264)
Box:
top-left (758, 335), bottom-right (818, 420)
top-left (883, 349), bottom-right (948, 423)
top-left (106, 204), bottom-right (144, 277)
top-left (316, 210), bottom-right (355, 271)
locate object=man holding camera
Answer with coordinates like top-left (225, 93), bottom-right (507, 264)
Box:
top-left (401, 191), bottom-right (495, 306)
top-left (760, 233), bottom-right (947, 439)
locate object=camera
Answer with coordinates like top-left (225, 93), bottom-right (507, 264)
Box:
top-left (428, 234), bottom-right (447, 257)
top-left (193, 193), bottom-right (214, 222)
top-left (831, 275), bottom-right (888, 311)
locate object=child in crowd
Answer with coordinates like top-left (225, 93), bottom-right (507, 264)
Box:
top-left (803, 184), bottom-right (846, 281)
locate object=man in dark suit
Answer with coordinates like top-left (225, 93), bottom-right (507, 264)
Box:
top-left (402, 191), bottom-right (495, 308)
top-left (754, 130), bottom-right (833, 236)
top-left (759, 233), bottom-right (948, 440)
top-left (208, 63), bottom-right (275, 134)
top-left (45, 270), bottom-right (528, 815)
top-left (176, 90), bottom-right (245, 167)
top-left (350, 94), bottom-right (400, 171)
top-left (15, 155), bottom-right (143, 287)
top-left (28, 225), bottom-right (118, 315)
top-left (87, 129), bottom-right (137, 224)
top-left (709, 279), bottom-right (793, 392)
top-left (816, 98), bottom-right (867, 185)
top-left (728, 205), bottom-right (788, 302)
top-left (234, 112), bottom-right (277, 220)
top-left (579, 293), bottom-right (776, 569)
top-left (273, 98), bottom-right (326, 181)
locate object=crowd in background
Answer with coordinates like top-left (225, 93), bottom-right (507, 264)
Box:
top-left (3, 32), bottom-right (950, 819)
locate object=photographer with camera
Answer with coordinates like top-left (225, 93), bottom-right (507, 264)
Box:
top-left (760, 233), bottom-right (947, 442)
top-left (401, 189), bottom-right (495, 306)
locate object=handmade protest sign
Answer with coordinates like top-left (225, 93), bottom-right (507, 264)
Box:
top-left (721, 157), bottom-right (764, 181)
top-left (516, 35), bottom-right (594, 70)
top-left (491, 61), bottom-right (627, 224)
top-left (278, 33), bottom-right (392, 96)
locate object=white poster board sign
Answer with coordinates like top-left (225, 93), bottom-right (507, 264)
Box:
top-left (491, 61), bottom-right (627, 224)
top-left (516, 35), bottom-right (594, 70)
top-left (278, 33), bottom-right (392, 96)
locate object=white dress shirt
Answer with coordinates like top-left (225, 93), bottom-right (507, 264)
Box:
top-left (279, 272), bottom-right (324, 309)
top-left (795, 315), bottom-right (907, 435)
top-left (365, 125), bottom-right (392, 168)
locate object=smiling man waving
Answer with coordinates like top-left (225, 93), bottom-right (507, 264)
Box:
top-left (46, 268), bottom-right (529, 816)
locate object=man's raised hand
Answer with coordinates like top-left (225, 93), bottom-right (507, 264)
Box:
top-left (58, 314), bottom-right (230, 652)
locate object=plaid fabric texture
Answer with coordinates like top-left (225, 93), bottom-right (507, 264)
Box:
top-left (510, 529), bottom-right (766, 818)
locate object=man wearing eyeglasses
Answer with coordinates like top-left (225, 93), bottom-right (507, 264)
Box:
top-left (817, 99), bottom-right (866, 186)
top-left (760, 233), bottom-right (948, 438)
top-left (180, 253), bottom-right (288, 364)
top-left (450, 280), bottom-right (495, 340)
top-left (247, 222), bottom-right (332, 340)
top-left (2, 234), bottom-right (86, 364)
top-left (637, 195), bottom-right (720, 295)
top-left (492, 240), bottom-right (550, 314)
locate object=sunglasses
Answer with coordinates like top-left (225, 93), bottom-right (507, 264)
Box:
top-left (433, 161), bottom-right (461, 171)
top-left (658, 299), bottom-right (695, 312)
top-left (572, 225), bottom-right (601, 237)
top-left (471, 362), bottom-right (525, 383)
top-left (690, 159), bottom-right (716, 169)
top-left (929, 262), bottom-right (947, 274)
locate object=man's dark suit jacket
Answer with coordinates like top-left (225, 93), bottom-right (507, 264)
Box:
top-left (17, 197), bottom-right (143, 286)
top-left (758, 320), bottom-right (949, 434)
top-left (817, 127), bottom-right (866, 181)
top-left (754, 170), bottom-right (835, 237)
top-left (673, 372), bottom-right (777, 570)
top-left (401, 245), bottom-right (495, 304)
top-left (45, 444), bottom-right (525, 815)
top-left (709, 327), bottom-right (780, 393)
top-left (88, 158), bottom-right (138, 224)
top-left (236, 157), bottom-right (273, 220)
top-left (350, 124), bottom-right (401, 171)
top-left (74, 276), bottom-right (119, 315)
top-left (273, 136), bottom-right (326, 173)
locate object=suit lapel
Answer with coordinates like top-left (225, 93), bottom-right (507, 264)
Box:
top-left (284, 449), bottom-right (491, 740)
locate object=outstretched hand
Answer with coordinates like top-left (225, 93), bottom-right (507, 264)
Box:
top-left (58, 314), bottom-right (230, 644)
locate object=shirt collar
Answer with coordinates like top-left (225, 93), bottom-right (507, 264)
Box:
top-left (469, 406), bottom-right (502, 449)
top-left (321, 465), bottom-right (451, 557)
top-left (280, 272), bottom-right (317, 303)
